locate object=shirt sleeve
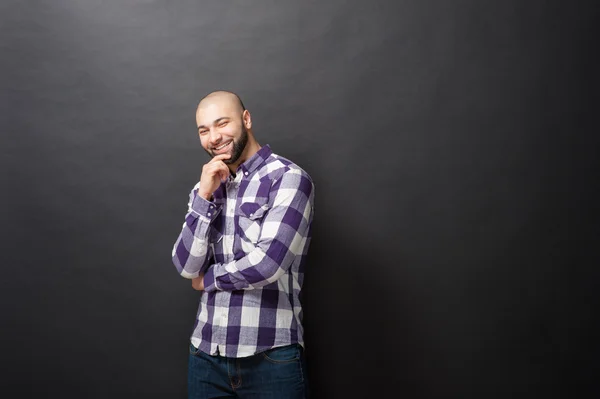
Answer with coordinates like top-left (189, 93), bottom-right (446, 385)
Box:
top-left (203, 169), bottom-right (314, 292)
top-left (171, 184), bottom-right (222, 279)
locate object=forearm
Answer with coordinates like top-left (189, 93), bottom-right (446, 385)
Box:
top-left (171, 187), bottom-right (221, 278)
top-left (203, 247), bottom-right (284, 291)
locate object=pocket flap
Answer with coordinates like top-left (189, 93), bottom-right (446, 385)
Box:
top-left (239, 201), bottom-right (270, 220)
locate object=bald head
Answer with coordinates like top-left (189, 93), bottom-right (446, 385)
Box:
top-left (197, 91), bottom-right (245, 114)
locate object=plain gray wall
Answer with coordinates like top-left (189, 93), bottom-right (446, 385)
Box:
top-left (2, 1), bottom-right (597, 397)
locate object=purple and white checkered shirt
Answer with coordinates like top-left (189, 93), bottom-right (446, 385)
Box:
top-left (171, 145), bottom-right (315, 358)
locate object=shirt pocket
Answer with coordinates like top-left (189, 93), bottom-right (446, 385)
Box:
top-left (238, 200), bottom-right (270, 220)
top-left (236, 199), bottom-right (270, 244)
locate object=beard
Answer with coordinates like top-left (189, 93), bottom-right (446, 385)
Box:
top-left (224, 124), bottom-right (248, 164)
top-left (206, 124), bottom-right (249, 165)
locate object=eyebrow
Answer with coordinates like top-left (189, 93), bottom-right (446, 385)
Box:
top-left (197, 117), bottom-right (230, 131)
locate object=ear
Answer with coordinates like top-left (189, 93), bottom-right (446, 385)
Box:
top-left (242, 110), bottom-right (252, 129)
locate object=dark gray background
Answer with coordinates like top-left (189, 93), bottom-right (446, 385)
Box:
top-left (2, 0), bottom-right (598, 398)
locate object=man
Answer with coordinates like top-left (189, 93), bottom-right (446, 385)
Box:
top-left (171, 91), bottom-right (314, 398)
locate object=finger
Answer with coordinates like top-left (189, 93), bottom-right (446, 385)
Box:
top-left (218, 162), bottom-right (230, 175)
top-left (208, 153), bottom-right (231, 164)
top-left (211, 162), bottom-right (229, 178)
top-left (205, 162), bottom-right (230, 177)
top-left (219, 166), bottom-right (230, 182)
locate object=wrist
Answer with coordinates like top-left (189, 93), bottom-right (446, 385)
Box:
top-left (197, 188), bottom-right (213, 201)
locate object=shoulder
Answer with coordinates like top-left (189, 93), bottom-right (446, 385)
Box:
top-left (261, 152), bottom-right (314, 197)
top-left (264, 152), bottom-right (313, 181)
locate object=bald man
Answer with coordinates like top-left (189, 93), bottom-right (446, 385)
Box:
top-left (171, 91), bottom-right (314, 398)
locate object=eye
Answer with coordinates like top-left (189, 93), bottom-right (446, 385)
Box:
top-left (199, 129), bottom-right (208, 135)
top-left (218, 121), bottom-right (228, 128)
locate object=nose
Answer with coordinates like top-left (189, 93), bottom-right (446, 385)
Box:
top-left (208, 129), bottom-right (222, 147)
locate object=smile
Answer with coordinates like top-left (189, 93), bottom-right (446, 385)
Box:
top-left (214, 140), bottom-right (232, 151)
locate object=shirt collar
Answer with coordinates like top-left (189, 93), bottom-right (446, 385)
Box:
top-left (236, 144), bottom-right (272, 176)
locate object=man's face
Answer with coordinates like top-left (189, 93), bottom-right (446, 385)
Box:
top-left (196, 102), bottom-right (248, 165)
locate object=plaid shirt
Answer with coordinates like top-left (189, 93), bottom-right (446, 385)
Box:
top-left (172, 145), bottom-right (315, 358)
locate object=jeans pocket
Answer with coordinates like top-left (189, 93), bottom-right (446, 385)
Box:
top-left (261, 344), bottom-right (301, 364)
top-left (189, 343), bottom-right (201, 356)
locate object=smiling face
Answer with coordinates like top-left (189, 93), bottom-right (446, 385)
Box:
top-left (196, 92), bottom-right (252, 166)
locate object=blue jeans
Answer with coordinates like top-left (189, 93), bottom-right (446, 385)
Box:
top-left (188, 343), bottom-right (309, 398)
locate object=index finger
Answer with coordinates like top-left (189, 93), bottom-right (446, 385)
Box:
top-left (209, 153), bottom-right (231, 163)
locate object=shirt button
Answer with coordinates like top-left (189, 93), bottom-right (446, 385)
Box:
top-left (207, 212), bottom-right (211, 216)
top-left (244, 171), bottom-right (248, 176)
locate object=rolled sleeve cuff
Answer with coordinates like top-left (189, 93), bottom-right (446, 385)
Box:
top-left (190, 190), bottom-right (221, 222)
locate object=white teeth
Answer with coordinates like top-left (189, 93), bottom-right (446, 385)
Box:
top-left (215, 141), bottom-right (231, 150)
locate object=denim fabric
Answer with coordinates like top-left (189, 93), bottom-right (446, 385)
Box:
top-left (188, 343), bottom-right (309, 398)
